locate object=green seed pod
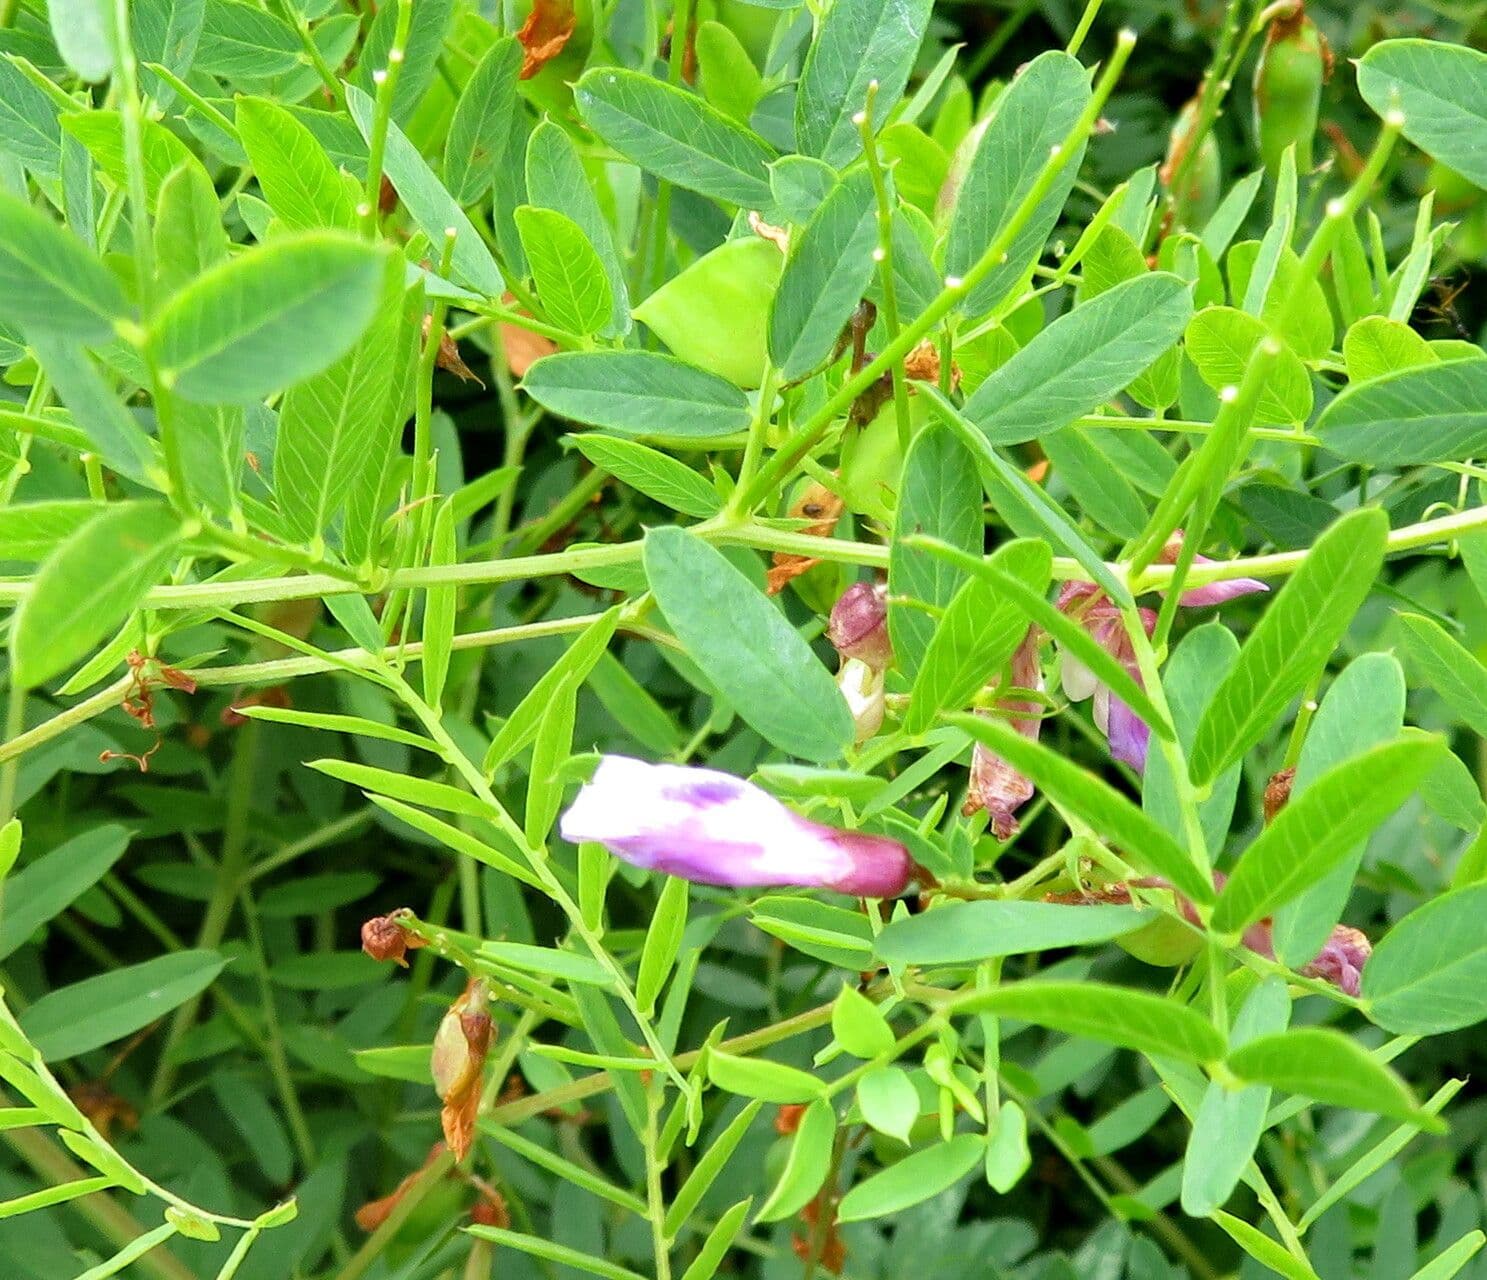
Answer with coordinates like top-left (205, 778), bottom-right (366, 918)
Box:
top-left (1162, 99), bottom-right (1222, 228)
top-left (634, 237), bottom-right (782, 388)
top-left (1253, 4), bottom-right (1330, 176)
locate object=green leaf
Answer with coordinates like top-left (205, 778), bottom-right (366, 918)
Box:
top-left (856, 1066), bottom-right (919, 1144)
top-left (514, 205), bottom-right (612, 338)
top-left (1213, 736), bottom-right (1443, 935)
top-left (757, 1097), bottom-right (835, 1221)
top-left (574, 67), bottom-right (776, 207)
top-left (195, 0), bottom-right (298, 77)
top-left (707, 1049), bottom-right (825, 1103)
top-left (923, 387), bottom-right (1132, 603)
top-left (950, 713), bottom-right (1215, 906)
top-left (1357, 40), bottom-right (1487, 189)
top-left (49, 0), bottom-right (114, 82)
top-left (907, 538), bottom-right (1050, 734)
top-left (443, 36), bottom-right (521, 205)
top-left (794, 0), bottom-right (931, 166)
top-left (522, 352), bottom-right (750, 439)
top-left (831, 985), bottom-right (894, 1058)
top-left (1227, 1028), bottom-right (1435, 1127)
top-left (1271, 653), bottom-right (1406, 966)
top-left (0, 191), bottom-right (129, 342)
top-left (1342, 315), bottom-right (1438, 383)
top-left (236, 97), bottom-right (358, 232)
top-left (62, 111), bottom-right (199, 206)
top-left (768, 170), bottom-right (880, 381)
top-left (20, 950), bottom-right (226, 1060)
top-left (1189, 508), bottom-right (1388, 785)
top-left (1362, 883), bottom-right (1487, 1033)
top-left (1212, 1211), bottom-right (1319, 1280)
top-left (308, 758), bottom-right (490, 819)
top-left (570, 435), bottom-right (720, 518)
top-left (875, 901), bottom-right (1152, 966)
top-left (889, 424), bottom-right (983, 677)
top-left (12, 502), bottom-right (182, 690)
top-left (962, 274), bottom-right (1193, 445)
top-left (464, 1227), bottom-right (647, 1280)
top-left (1180, 977), bottom-right (1290, 1217)
top-left (1316, 358), bottom-right (1487, 465)
top-left (750, 896), bottom-right (876, 968)
top-left (421, 501), bottom-right (457, 707)
top-left (1184, 305), bottom-right (1314, 425)
top-left (132, 0), bottom-right (206, 110)
top-left (1411, 1233), bottom-right (1487, 1280)
top-left (644, 526), bottom-right (853, 761)
top-left (275, 262), bottom-right (407, 540)
top-left (945, 51), bottom-right (1089, 316)
top-left (0, 826), bottom-right (130, 960)
top-left (485, 609), bottom-right (620, 774)
top-left (678, 1199), bottom-right (752, 1280)
top-left (0, 58), bottom-right (63, 178)
top-left (525, 121), bottom-right (631, 338)
top-left (149, 232), bottom-right (390, 404)
top-left (636, 875), bottom-right (689, 1015)
top-left (836, 1134), bottom-right (984, 1222)
top-left (961, 980), bottom-right (1225, 1062)
top-left (344, 83), bottom-right (504, 299)
top-left (663, 1101), bottom-right (763, 1238)
top-left (0, 500), bottom-right (106, 560)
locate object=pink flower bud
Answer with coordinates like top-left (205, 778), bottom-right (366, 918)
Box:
top-left (827, 583), bottom-right (892, 671)
top-left (964, 629), bottom-right (1043, 839)
top-left (1160, 530), bottom-right (1269, 606)
top-left (560, 756), bottom-right (912, 897)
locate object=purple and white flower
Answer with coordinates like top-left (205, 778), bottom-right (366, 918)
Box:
top-left (559, 755), bottom-right (912, 897)
top-left (1056, 538), bottom-right (1268, 773)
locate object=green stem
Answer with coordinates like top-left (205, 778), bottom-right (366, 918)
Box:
top-left (737, 30), bottom-right (1137, 512)
top-left (359, 0), bottom-right (414, 235)
top-left (149, 722), bottom-right (260, 1104)
top-left (644, 1080), bottom-right (673, 1280)
top-left (859, 85), bottom-right (912, 456)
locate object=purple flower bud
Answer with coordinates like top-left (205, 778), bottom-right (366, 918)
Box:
top-left (1301, 925), bottom-right (1371, 997)
top-left (828, 582), bottom-right (892, 671)
top-left (1160, 531), bottom-right (1269, 607)
top-left (559, 755), bottom-right (912, 897)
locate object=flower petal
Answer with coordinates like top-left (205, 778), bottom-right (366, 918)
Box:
top-left (560, 756), bottom-right (911, 896)
top-left (1178, 576), bottom-right (1269, 606)
top-left (1104, 693), bottom-right (1150, 772)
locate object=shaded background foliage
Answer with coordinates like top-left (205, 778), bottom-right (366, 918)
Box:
top-left (3, 0), bottom-right (1487, 1278)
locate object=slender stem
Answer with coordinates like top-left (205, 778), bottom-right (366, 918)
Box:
top-left (150, 722), bottom-right (260, 1104)
top-left (727, 368), bottom-right (779, 518)
top-left (644, 1080), bottom-right (673, 1280)
top-left (1065, 0), bottom-right (1106, 57)
top-left (859, 85), bottom-right (912, 455)
top-left (359, 0), bottom-right (414, 235)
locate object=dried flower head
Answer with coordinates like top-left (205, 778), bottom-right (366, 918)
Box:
top-left (432, 981), bottom-right (493, 1161)
top-left (361, 911), bottom-right (428, 967)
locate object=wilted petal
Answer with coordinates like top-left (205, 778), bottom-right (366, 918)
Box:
top-left (560, 756), bottom-right (911, 897)
top-left (828, 582), bottom-right (892, 670)
top-left (964, 629), bottom-right (1042, 838)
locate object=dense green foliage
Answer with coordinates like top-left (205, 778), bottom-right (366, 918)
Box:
top-left (5, 0), bottom-right (1487, 1277)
